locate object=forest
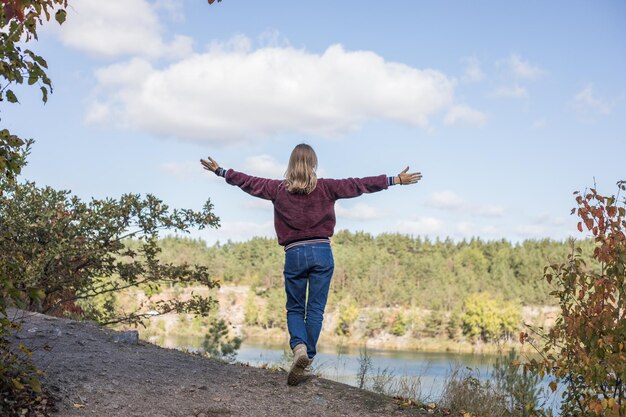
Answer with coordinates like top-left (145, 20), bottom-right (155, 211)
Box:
top-left (133, 232), bottom-right (597, 346)
top-left (156, 231), bottom-right (593, 310)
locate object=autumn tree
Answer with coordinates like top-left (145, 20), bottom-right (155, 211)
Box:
top-left (522, 181), bottom-right (626, 416)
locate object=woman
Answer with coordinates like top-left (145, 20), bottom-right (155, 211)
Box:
top-left (201, 144), bottom-right (421, 386)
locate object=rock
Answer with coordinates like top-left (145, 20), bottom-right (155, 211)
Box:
top-left (311, 395), bottom-right (328, 407)
top-left (110, 330), bottom-right (139, 345)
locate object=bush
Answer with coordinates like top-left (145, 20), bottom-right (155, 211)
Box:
top-left (390, 312), bottom-right (407, 337)
top-left (462, 293), bottom-right (521, 343)
top-left (523, 183), bottom-right (626, 417)
top-left (441, 351), bottom-right (545, 417)
top-left (335, 299), bottom-right (359, 336)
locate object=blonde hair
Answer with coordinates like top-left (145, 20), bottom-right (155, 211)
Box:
top-left (284, 143), bottom-right (318, 194)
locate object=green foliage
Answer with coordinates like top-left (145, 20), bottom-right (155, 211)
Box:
top-left (202, 319), bottom-right (242, 362)
top-left (424, 310), bottom-right (444, 338)
top-left (390, 312), bottom-right (407, 337)
top-left (335, 298), bottom-right (359, 336)
top-left (262, 288), bottom-right (286, 329)
top-left (364, 310), bottom-right (385, 337)
top-left (523, 183), bottom-right (626, 417)
top-left (0, 342), bottom-right (51, 417)
top-left (492, 350), bottom-right (544, 417)
top-left (440, 352), bottom-right (547, 417)
top-left (0, 1), bottom-right (68, 183)
top-left (0, 181), bottom-right (220, 325)
top-left (447, 308), bottom-right (463, 340)
top-left (182, 231), bottom-right (591, 313)
top-left (462, 293), bottom-right (521, 343)
top-left (244, 290), bottom-right (259, 326)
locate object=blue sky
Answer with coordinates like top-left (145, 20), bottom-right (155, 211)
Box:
top-left (4, 0), bottom-right (625, 244)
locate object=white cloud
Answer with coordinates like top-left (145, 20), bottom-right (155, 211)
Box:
top-left (154, 0), bottom-right (185, 23)
top-left (84, 101), bottom-right (111, 125)
top-left (455, 222), bottom-right (500, 238)
top-left (50, 0), bottom-right (192, 59)
top-left (472, 204), bottom-right (505, 218)
top-left (461, 56), bottom-right (484, 82)
top-left (533, 213), bottom-right (566, 226)
top-left (160, 160), bottom-right (217, 181)
top-left (514, 224), bottom-right (550, 239)
top-left (335, 202), bottom-right (385, 221)
top-left (244, 155), bottom-right (286, 178)
top-left (394, 217), bottom-right (444, 235)
top-left (500, 54), bottom-right (544, 80)
top-left (425, 191), bottom-right (504, 218)
top-left (572, 84), bottom-right (612, 119)
top-left (86, 36), bottom-right (471, 142)
top-left (493, 85), bottom-right (528, 98)
top-left (425, 191), bottom-right (465, 210)
top-left (444, 105), bottom-right (487, 126)
top-left (243, 200), bottom-right (273, 211)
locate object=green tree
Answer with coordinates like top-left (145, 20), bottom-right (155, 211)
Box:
top-left (390, 312), bottom-right (407, 337)
top-left (202, 318), bottom-right (242, 362)
top-left (0, 181), bottom-right (220, 323)
top-left (462, 293), bottom-right (521, 343)
top-left (335, 298), bottom-right (359, 336)
top-left (244, 290), bottom-right (259, 326)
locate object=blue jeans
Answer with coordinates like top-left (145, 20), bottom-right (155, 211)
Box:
top-left (283, 242), bottom-right (334, 359)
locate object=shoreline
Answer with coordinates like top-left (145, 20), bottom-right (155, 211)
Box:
top-left (144, 324), bottom-right (536, 357)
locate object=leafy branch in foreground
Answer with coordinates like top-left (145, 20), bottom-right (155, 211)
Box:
top-left (1, 0), bottom-right (68, 184)
top-left (0, 180), bottom-right (221, 326)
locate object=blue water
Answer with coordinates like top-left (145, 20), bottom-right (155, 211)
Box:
top-left (156, 335), bottom-right (561, 413)
top-left (237, 342), bottom-right (497, 400)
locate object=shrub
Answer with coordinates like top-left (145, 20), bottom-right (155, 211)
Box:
top-left (523, 182), bottom-right (626, 416)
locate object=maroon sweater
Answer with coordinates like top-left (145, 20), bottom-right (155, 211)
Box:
top-left (224, 169), bottom-right (389, 246)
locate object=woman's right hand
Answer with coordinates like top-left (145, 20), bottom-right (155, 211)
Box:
top-left (200, 156), bottom-right (219, 173)
top-left (395, 167), bottom-right (422, 185)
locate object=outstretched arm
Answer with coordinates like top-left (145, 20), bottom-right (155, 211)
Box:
top-left (201, 156), bottom-right (280, 200)
top-left (325, 167), bottom-right (422, 200)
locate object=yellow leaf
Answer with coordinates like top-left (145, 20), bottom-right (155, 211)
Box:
top-left (28, 378), bottom-right (42, 394)
top-left (549, 381), bottom-right (557, 392)
top-left (11, 378), bottom-right (24, 390)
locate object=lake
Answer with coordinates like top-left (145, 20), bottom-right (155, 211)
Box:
top-left (151, 335), bottom-right (557, 406)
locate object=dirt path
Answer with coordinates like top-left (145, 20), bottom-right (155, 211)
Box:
top-left (8, 310), bottom-right (429, 417)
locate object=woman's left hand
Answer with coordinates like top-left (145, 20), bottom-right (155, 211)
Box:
top-left (200, 157), bottom-right (219, 173)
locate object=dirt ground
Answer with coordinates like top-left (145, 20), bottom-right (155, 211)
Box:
top-left (7, 310), bottom-right (432, 417)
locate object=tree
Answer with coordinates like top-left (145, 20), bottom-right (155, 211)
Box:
top-left (522, 182), bottom-right (626, 417)
top-left (0, 181), bottom-right (221, 324)
top-left (1, 0), bottom-right (68, 183)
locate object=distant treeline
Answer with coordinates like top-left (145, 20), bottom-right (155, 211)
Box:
top-left (151, 231), bottom-right (594, 312)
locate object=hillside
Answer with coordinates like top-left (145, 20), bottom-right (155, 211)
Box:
top-left (8, 310), bottom-right (431, 417)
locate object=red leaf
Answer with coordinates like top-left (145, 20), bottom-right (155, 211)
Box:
top-left (577, 222), bottom-right (583, 232)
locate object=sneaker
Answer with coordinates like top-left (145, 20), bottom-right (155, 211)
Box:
top-left (287, 344), bottom-right (311, 386)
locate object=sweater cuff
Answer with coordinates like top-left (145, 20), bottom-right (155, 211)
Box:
top-left (216, 167), bottom-right (227, 177)
top-left (388, 176), bottom-right (396, 186)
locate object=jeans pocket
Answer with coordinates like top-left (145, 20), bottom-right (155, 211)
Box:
top-left (312, 246), bottom-right (334, 268)
top-left (284, 248), bottom-right (300, 274)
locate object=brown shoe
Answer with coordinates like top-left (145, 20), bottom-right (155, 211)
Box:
top-left (287, 344), bottom-right (311, 386)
